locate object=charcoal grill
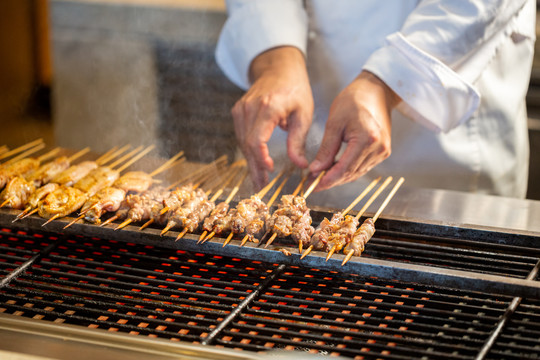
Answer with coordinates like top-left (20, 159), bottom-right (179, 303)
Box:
top-left (1, 185), bottom-right (540, 359)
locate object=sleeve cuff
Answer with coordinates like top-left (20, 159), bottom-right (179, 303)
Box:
top-left (363, 32), bottom-right (481, 133)
top-left (215, 0), bottom-right (308, 90)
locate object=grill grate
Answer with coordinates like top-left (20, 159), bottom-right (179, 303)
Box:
top-left (1, 227), bottom-right (540, 359)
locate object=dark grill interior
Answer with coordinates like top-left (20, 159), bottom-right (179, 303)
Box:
top-left (1, 224), bottom-right (540, 359)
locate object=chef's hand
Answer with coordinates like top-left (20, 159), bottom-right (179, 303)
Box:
top-left (231, 46), bottom-right (314, 189)
top-left (309, 71), bottom-right (401, 191)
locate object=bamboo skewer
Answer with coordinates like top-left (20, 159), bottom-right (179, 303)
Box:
top-left (264, 171), bottom-right (325, 249)
top-left (13, 146), bottom-right (130, 222)
top-left (0, 139), bottom-right (44, 162)
top-left (324, 176), bottom-right (393, 261)
top-left (238, 171), bottom-right (291, 248)
top-left (300, 176), bottom-right (389, 260)
top-left (173, 165), bottom-right (243, 241)
top-left (341, 177), bottom-right (404, 266)
top-left (3, 143), bottom-right (46, 165)
top-left (198, 169), bottom-right (249, 244)
top-left (118, 155), bottom-right (227, 232)
top-left (220, 169), bottom-right (286, 248)
top-left (64, 150), bottom-right (182, 230)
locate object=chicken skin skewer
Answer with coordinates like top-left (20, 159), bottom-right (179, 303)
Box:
top-left (39, 146), bottom-right (154, 225)
top-left (13, 146), bottom-right (130, 221)
top-left (63, 151), bottom-right (184, 227)
top-left (0, 146), bottom-right (59, 190)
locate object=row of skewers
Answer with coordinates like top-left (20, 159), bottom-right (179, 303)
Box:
top-left (0, 139), bottom-right (404, 265)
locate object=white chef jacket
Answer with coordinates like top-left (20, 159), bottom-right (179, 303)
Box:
top-left (215, 0), bottom-right (536, 208)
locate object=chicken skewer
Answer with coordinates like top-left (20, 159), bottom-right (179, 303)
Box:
top-left (198, 168), bottom-right (248, 243)
top-left (220, 170), bottom-right (292, 248)
top-left (0, 148), bottom-right (91, 209)
top-left (207, 169), bottom-right (286, 247)
top-left (159, 160), bottom-right (243, 238)
top-left (341, 177), bottom-right (404, 266)
top-left (0, 139), bottom-right (44, 162)
top-left (200, 170), bottom-right (284, 244)
top-left (111, 155), bottom-right (228, 231)
top-left (262, 171), bottom-right (325, 249)
top-left (171, 164), bottom-right (245, 241)
top-left (63, 151), bottom-right (184, 228)
top-left (300, 176), bottom-right (387, 260)
top-left (13, 146), bottom-right (130, 221)
top-left (0, 146), bottom-right (59, 190)
top-left (39, 146), bottom-right (154, 226)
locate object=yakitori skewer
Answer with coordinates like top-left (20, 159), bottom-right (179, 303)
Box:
top-left (63, 150), bottom-right (184, 228)
top-left (201, 169), bottom-right (284, 245)
top-left (218, 169), bottom-right (287, 248)
top-left (341, 177), bottom-right (404, 266)
top-left (112, 155), bottom-right (228, 231)
top-left (0, 139), bottom-right (44, 162)
top-left (198, 169), bottom-right (248, 243)
top-left (40, 146), bottom-right (154, 226)
top-left (159, 161), bottom-right (242, 237)
top-left (173, 164), bottom-right (246, 241)
top-left (0, 146), bottom-right (60, 190)
top-left (14, 146), bottom-right (130, 221)
top-left (0, 148), bottom-right (91, 209)
top-left (262, 170), bottom-right (325, 249)
top-left (299, 176), bottom-right (387, 260)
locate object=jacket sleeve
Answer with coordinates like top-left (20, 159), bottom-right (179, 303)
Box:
top-left (215, 0), bottom-right (308, 90)
top-left (363, 0), bottom-right (534, 133)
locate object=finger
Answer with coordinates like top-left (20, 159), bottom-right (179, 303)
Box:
top-left (287, 109), bottom-right (311, 168)
top-left (309, 119), bottom-right (343, 174)
top-left (316, 139), bottom-right (366, 190)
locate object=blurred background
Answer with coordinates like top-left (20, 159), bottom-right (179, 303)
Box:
top-left (0, 0), bottom-right (539, 200)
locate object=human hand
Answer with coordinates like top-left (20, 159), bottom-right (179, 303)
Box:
top-left (309, 71), bottom-right (400, 191)
top-left (231, 46), bottom-right (314, 189)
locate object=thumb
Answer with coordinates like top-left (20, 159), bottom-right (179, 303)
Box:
top-left (309, 122), bottom-right (343, 173)
top-left (287, 110), bottom-right (311, 168)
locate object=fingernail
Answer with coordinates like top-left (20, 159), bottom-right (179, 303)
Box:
top-left (309, 160), bottom-right (322, 172)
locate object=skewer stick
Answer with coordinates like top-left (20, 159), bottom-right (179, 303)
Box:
top-left (372, 177), bottom-right (404, 222)
top-left (175, 228), bottom-right (188, 241)
top-left (166, 155), bottom-right (228, 190)
top-left (115, 218), bottom-right (132, 230)
top-left (341, 177), bottom-right (381, 217)
top-left (354, 176), bottom-right (393, 221)
top-left (303, 171), bottom-right (325, 199)
top-left (100, 214), bottom-right (120, 227)
top-left (67, 147), bottom-right (91, 163)
top-left (115, 145), bottom-right (155, 172)
top-left (0, 139), bottom-right (43, 161)
top-left (96, 145), bottom-right (133, 166)
top-left (0, 146), bottom-right (8, 157)
top-left (42, 214), bottom-right (61, 227)
top-left (324, 177), bottom-right (392, 262)
top-left (301, 176), bottom-right (390, 260)
top-left (106, 146), bottom-right (143, 170)
top-left (198, 169), bottom-right (248, 243)
top-left (4, 143), bottom-right (45, 165)
top-left (341, 177), bottom-right (405, 266)
top-left (0, 198), bottom-right (11, 208)
top-left (37, 147), bottom-right (62, 163)
top-left (149, 150), bottom-right (184, 177)
top-left (63, 214), bottom-right (85, 229)
top-left (222, 231), bottom-right (235, 247)
top-left (292, 173), bottom-right (309, 197)
top-left (222, 169), bottom-right (287, 248)
top-left (17, 208), bottom-right (39, 221)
